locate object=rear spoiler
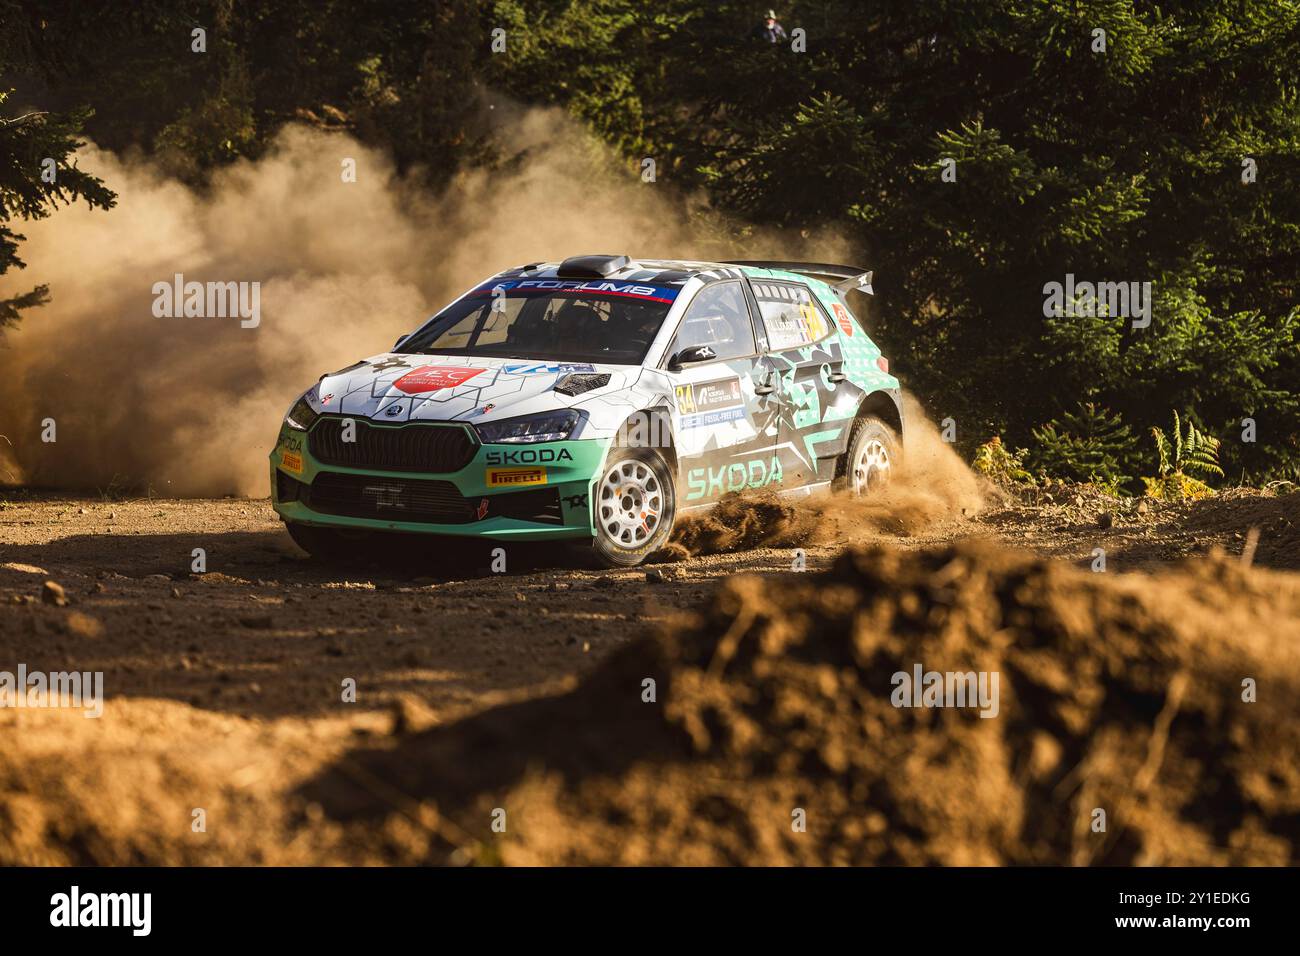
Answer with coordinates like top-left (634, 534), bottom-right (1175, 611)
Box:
top-left (725, 260), bottom-right (873, 295)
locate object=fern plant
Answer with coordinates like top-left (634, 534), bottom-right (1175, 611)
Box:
top-left (1143, 410), bottom-right (1223, 500)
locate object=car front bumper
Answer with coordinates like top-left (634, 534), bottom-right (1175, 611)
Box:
top-left (269, 423), bottom-right (608, 541)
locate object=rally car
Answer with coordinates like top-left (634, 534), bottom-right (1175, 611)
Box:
top-left (270, 255), bottom-right (903, 567)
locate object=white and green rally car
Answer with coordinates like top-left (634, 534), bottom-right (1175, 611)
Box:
top-left (271, 255), bottom-right (902, 567)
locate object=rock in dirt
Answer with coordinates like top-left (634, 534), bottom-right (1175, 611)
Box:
top-left (40, 581), bottom-right (68, 606)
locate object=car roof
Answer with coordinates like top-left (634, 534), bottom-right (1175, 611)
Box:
top-left (495, 258), bottom-right (745, 286)
top-left (493, 256), bottom-right (867, 291)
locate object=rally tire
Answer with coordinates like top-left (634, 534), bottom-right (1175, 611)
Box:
top-left (591, 447), bottom-right (677, 567)
top-left (838, 415), bottom-right (900, 495)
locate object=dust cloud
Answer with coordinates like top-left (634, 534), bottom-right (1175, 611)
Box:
top-left (0, 108), bottom-right (848, 495)
top-left (667, 393), bottom-right (988, 556)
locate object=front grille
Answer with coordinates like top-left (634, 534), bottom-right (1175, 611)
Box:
top-left (309, 417), bottom-right (477, 473)
top-left (305, 473), bottom-right (477, 523)
top-left (276, 470), bottom-right (304, 503)
top-left (302, 474), bottom-right (566, 527)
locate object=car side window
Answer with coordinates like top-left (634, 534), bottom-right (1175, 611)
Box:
top-left (670, 281), bottom-right (757, 361)
top-left (752, 281), bottom-right (832, 350)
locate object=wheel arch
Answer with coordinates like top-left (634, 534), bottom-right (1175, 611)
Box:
top-left (607, 404), bottom-right (678, 476)
top-left (856, 387), bottom-right (904, 437)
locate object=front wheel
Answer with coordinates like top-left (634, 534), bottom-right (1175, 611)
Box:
top-left (591, 447), bottom-right (676, 567)
top-left (839, 415), bottom-right (900, 495)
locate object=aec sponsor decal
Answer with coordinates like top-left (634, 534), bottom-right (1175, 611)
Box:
top-left (832, 302), bottom-right (855, 336)
top-left (686, 455), bottom-right (783, 500)
top-left (487, 467), bottom-right (547, 488)
top-left (393, 365), bottom-right (485, 393)
top-left (485, 448), bottom-right (574, 465)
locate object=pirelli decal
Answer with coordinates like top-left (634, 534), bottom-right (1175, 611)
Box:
top-left (486, 467), bottom-right (548, 488)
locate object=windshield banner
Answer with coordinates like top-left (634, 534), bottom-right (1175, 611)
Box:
top-left (471, 279), bottom-right (681, 304)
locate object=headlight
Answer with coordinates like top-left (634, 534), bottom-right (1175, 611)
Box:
top-left (476, 410), bottom-right (580, 444)
top-left (284, 395), bottom-right (320, 431)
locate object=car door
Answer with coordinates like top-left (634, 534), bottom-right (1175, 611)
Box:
top-left (748, 278), bottom-right (862, 490)
top-left (661, 280), bottom-right (779, 505)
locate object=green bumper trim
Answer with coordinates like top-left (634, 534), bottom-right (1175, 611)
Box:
top-left (269, 426), bottom-right (609, 540)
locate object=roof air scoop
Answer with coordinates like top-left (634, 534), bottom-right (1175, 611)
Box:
top-left (556, 254), bottom-right (631, 278)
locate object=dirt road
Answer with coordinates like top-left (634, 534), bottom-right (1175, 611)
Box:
top-left (1, 488), bottom-right (1296, 864)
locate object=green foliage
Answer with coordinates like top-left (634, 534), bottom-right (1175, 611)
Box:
top-left (0, 90), bottom-right (116, 332)
top-left (1143, 472), bottom-right (1217, 502)
top-left (3, 0), bottom-right (1299, 481)
top-left (972, 436), bottom-right (1033, 486)
top-left (1143, 410), bottom-right (1223, 501)
top-left (1153, 410), bottom-right (1224, 479)
top-left (4, 0), bottom-right (491, 186)
top-left (1029, 403), bottom-right (1139, 487)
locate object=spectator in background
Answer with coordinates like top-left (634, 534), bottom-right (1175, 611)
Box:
top-left (753, 9), bottom-right (787, 43)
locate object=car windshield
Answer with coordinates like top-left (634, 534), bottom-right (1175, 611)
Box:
top-left (400, 278), bottom-right (682, 365)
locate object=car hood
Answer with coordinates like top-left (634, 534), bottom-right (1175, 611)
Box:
top-left (310, 353), bottom-right (633, 424)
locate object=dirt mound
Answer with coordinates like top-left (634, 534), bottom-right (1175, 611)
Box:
top-left (1175, 490), bottom-right (1300, 569)
top-left (303, 538), bottom-right (1300, 865)
top-left (0, 702), bottom-right (347, 865)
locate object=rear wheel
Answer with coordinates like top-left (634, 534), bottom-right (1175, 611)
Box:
top-left (839, 415), bottom-right (899, 495)
top-left (591, 447), bottom-right (676, 567)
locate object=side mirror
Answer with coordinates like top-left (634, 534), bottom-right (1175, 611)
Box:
top-left (393, 334), bottom-right (409, 351)
top-left (670, 344), bottom-right (717, 370)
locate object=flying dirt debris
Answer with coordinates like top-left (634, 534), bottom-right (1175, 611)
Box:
top-left (293, 538), bottom-right (1300, 866)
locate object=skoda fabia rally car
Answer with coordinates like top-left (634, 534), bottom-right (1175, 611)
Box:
top-left (271, 255), bottom-right (903, 567)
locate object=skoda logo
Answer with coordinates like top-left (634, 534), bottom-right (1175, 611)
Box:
top-left (384, 405), bottom-right (403, 417)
